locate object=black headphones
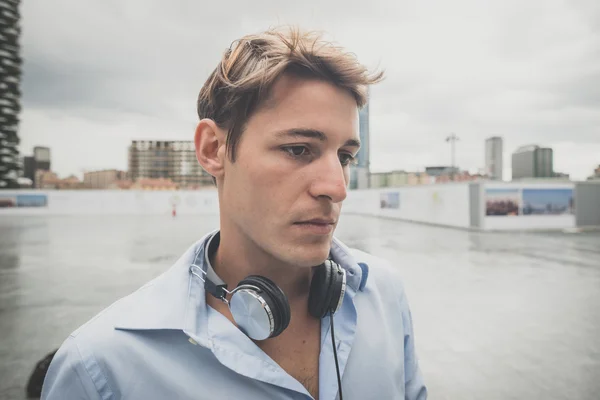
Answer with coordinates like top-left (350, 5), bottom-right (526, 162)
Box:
top-left (190, 232), bottom-right (347, 341)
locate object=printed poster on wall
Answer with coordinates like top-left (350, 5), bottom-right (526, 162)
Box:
top-left (485, 189), bottom-right (520, 216)
top-left (522, 188), bottom-right (574, 215)
top-left (0, 194), bottom-right (48, 208)
top-left (485, 187), bottom-right (575, 217)
top-left (380, 192), bottom-right (400, 209)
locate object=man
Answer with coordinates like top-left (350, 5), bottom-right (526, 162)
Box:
top-left (42, 27), bottom-right (427, 399)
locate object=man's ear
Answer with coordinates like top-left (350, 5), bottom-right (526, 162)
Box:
top-left (194, 119), bottom-right (226, 180)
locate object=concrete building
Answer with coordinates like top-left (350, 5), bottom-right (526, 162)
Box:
top-left (407, 172), bottom-right (432, 185)
top-left (434, 171), bottom-right (483, 184)
top-left (33, 147), bottom-right (51, 170)
top-left (128, 140), bottom-right (213, 188)
top-left (425, 166), bottom-right (459, 177)
top-left (369, 172), bottom-right (388, 189)
top-left (485, 136), bottom-right (503, 180)
top-left (34, 170), bottom-right (58, 189)
top-left (512, 145), bottom-right (553, 180)
top-left (17, 156), bottom-right (24, 177)
top-left (349, 90), bottom-right (370, 189)
top-left (130, 178), bottom-right (179, 191)
top-left (387, 171), bottom-right (409, 187)
top-left (57, 175), bottom-right (86, 190)
top-left (350, 168), bottom-right (370, 190)
top-left (34, 172), bottom-right (85, 190)
top-left (356, 98), bottom-right (370, 169)
top-left (84, 169), bottom-right (127, 189)
top-left (369, 170), bottom-right (433, 188)
top-left (552, 172), bottom-right (570, 180)
top-left (22, 146), bottom-right (51, 186)
top-left (23, 156), bottom-right (35, 181)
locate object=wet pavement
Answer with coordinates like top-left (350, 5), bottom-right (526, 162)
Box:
top-left (0, 214), bottom-right (599, 399)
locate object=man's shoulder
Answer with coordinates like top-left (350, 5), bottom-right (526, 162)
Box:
top-left (67, 241), bottom-right (199, 349)
top-left (42, 283), bottom-right (156, 398)
top-left (42, 237), bottom-right (212, 399)
top-left (81, 236), bottom-right (208, 334)
top-left (65, 276), bottom-right (159, 351)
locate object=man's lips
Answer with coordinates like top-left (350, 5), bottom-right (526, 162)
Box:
top-left (294, 218), bottom-right (336, 225)
top-left (292, 218), bottom-right (336, 235)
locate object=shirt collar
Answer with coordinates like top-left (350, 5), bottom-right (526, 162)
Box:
top-left (199, 231), bottom-right (369, 294)
top-left (113, 229), bottom-right (369, 334)
top-left (112, 230), bottom-right (215, 332)
top-left (330, 236), bottom-right (368, 293)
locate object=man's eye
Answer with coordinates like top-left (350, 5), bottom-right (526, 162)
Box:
top-left (284, 146), bottom-right (309, 157)
top-left (339, 153), bottom-right (356, 166)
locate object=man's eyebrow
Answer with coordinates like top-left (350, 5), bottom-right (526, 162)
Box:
top-left (274, 128), bottom-right (361, 148)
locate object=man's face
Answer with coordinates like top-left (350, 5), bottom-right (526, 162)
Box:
top-left (220, 74), bottom-right (360, 268)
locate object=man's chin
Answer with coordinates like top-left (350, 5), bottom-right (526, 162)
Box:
top-left (291, 244), bottom-right (332, 268)
top-left (268, 232), bottom-right (332, 267)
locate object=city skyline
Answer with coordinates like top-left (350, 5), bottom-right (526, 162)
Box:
top-left (23, 135), bottom-right (598, 184)
top-left (17, 0), bottom-right (600, 181)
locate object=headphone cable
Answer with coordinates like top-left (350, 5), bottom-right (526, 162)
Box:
top-left (330, 312), bottom-right (343, 400)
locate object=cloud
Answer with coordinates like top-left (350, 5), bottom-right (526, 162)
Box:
top-left (18, 0), bottom-right (600, 180)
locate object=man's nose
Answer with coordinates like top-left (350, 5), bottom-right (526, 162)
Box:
top-left (308, 154), bottom-right (348, 203)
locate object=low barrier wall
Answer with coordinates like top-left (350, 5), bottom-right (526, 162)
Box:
top-left (0, 190), bottom-right (219, 215)
top-left (2, 181), bottom-right (598, 231)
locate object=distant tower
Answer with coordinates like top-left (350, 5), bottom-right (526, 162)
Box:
top-left (445, 133), bottom-right (460, 180)
top-left (356, 97), bottom-right (370, 169)
top-left (485, 137), bottom-right (503, 180)
top-left (350, 89), bottom-right (370, 189)
top-left (512, 145), bottom-right (553, 180)
top-left (0, 0), bottom-right (22, 188)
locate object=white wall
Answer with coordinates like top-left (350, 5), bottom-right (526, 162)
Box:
top-left (483, 214), bottom-right (575, 231)
top-left (343, 184), bottom-right (472, 228)
top-left (1, 182), bottom-right (581, 232)
top-left (0, 190), bottom-right (220, 216)
top-left (2, 185), bottom-right (473, 229)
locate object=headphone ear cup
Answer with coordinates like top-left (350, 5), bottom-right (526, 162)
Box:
top-left (328, 262), bottom-right (346, 314)
top-left (308, 262), bottom-right (334, 319)
top-left (237, 275), bottom-right (291, 338)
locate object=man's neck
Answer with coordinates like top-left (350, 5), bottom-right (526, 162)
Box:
top-left (210, 225), bottom-right (313, 302)
top-left (206, 225), bottom-right (323, 400)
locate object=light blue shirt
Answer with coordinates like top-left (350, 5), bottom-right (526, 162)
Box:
top-left (42, 231), bottom-right (427, 399)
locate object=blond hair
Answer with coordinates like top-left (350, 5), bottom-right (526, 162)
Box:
top-left (197, 26), bottom-right (384, 161)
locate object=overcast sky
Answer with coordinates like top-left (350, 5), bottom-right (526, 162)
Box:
top-left (18, 0), bottom-right (600, 180)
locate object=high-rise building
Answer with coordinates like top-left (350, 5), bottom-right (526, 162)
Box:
top-left (485, 137), bottom-right (503, 180)
top-left (128, 140), bottom-right (213, 187)
top-left (17, 155), bottom-right (24, 176)
top-left (349, 91), bottom-right (370, 189)
top-left (0, 0), bottom-right (22, 188)
top-left (84, 169), bottom-right (127, 189)
top-left (511, 145), bottom-right (553, 180)
top-left (21, 146), bottom-right (51, 186)
top-left (23, 156), bottom-right (35, 181)
top-left (33, 146), bottom-right (51, 171)
top-left (356, 101), bottom-right (370, 169)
